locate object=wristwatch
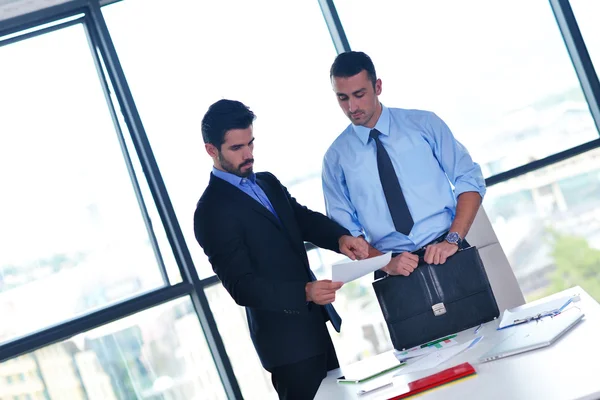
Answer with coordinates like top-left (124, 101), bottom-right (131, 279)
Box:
top-left (445, 232), bottom-right (462, 246)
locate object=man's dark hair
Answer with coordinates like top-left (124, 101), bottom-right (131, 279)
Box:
top-left (201, 99), bottom-right (256, 148)
top-left (330, 51), bottom-right (377, 88)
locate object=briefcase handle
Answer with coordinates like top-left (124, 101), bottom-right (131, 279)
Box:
top-left (412, 245), bottom-right (473, 264)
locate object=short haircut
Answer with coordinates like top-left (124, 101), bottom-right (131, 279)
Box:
top-left (330, 51), bottom-right (377, 87)
top-left (201, 99), bottom-right (256, 148)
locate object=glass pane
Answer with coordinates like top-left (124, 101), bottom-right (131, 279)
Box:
top-left (0, 25), bottom-right (171, 344)
top-left (334, 0), bottom-right (599, 177)
top-left (0, 0), bottom-right (71, 22)
top-left (206, 279), bottom-right (391, 396)
top-left (0, 297), bottom-right (226, 399)
top-left (205, 285), bottom-right (276, 399)
top-left (102, 0), bottom-right (347, 279)
top-left (483, 148), bottom-right (600, 302)
top-left (571, 0), bottom-right (600, 74)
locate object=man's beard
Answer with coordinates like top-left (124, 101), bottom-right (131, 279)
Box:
top-left (219, 152), bottom-right (254, 178)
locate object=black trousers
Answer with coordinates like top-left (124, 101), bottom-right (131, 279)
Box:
top-left (268, 331), bottom-right (339, 400)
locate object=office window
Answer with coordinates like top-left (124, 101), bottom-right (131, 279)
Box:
top-left (0, 297), bottom-right (226, 400)
top-left (102, 0), bottom-right (349, 280)
top-left (483, 148), bottom-right (600, 301)
top-left (102, 0), bottom-right (388, 383)
top-left (0, 23), bottom-right (179, 345)
top-left (204, 284), bottom-right (275, 399)
top-left (334, 0), bottom-right (599, 177)
top-left (571, 0), bottom-right (600, 71)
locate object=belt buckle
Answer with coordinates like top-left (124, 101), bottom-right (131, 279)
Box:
top-left (432, 302), bottom-right (447, 316)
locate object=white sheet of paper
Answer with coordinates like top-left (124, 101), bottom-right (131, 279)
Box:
top-left (394, 336), bottom-right (483, 376)
top-left (498, 295), bottom-right (575, 329)
top-left (332, 252), bottom-right (392, 283)
top-left (341, 350), bottom-right (404, 381)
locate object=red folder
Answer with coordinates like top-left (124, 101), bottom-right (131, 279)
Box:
top-left (387, 362), bottom-right (476, 399)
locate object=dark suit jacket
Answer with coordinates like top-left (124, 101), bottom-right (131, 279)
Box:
top-left (194, 171), bottom-right (349, 369)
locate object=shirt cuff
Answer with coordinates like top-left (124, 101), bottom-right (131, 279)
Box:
top-left (455, 180), bottom-right (486, 200)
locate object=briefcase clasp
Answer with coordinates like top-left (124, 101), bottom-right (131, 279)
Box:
top-left (432, 302), bottom-right (447, 316)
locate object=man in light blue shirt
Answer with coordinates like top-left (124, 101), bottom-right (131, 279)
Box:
top-left (322, 51), bottom-right (486, 278)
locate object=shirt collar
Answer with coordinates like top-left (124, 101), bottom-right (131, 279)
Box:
top-left (352, 103), bottom-right (391, 145)
top-left (212, 166), bottom-right (256, 187)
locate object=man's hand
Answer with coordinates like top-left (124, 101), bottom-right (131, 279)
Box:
top-left (382, 252), bottom-right (419, 276)
top-left (338, 235), bottom-right (369, 260)
top-left (424, 241), bottom-right (458, 265)
top-left (306, 280), bottom-right (343, 305)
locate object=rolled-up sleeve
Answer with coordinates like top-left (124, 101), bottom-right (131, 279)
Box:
top-left (426, 112), bottom-right (487, 200)
top-left (322, 151), bottom-right (364, 238)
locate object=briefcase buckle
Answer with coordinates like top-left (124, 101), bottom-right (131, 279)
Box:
top-left (432, 302), bottom-right (447, 316)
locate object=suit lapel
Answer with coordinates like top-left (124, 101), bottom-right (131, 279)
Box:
top-left (256, 175), bottom-right (307, 259)
top-left (210, 173), bottom-right (308, 264)
top-left (210, 174), bottom-right (281, 229)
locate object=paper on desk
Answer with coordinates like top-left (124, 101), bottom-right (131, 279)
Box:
top-left (394, 336), bottom-right (483, 376)
top-left (498, 295), bottom-right (576, 329)
top-left (332, 252), bottom-right (392, 283)
top-left (394, 339), bottom-right (459, 361)
top-left (342, 351), bottom-right (405, 382)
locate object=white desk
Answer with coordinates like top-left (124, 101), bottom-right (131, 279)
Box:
top-left (316, 287), bottom-right (600, 400)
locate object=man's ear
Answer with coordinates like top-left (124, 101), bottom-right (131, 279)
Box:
top-left (375, 78), bottom-right (382, 96)
top-left (205, 143), bottom-right (219, 158)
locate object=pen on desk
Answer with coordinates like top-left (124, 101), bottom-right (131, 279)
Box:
top-left (420, 334), bottom-right (457, 348)
top-left (474, 323), bottom-right (482, 334)
top-left (357, 381), bottom-right (393, 396)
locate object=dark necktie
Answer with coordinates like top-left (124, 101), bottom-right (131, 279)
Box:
top-left (369, 129), bottom-right (414, 235)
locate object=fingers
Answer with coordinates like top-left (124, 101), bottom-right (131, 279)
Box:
top-left (311, 280), bottom-right (343, 305)
top-left (354, 238), bottom-right (369, 259)
top-left (330, 281), bottom-right (344, 290)
top-left (340, 238), bottom-right (369, 261)
top-left (405, 252), bottom-right (419, 264)
top-left (315, 279), bottom-right (343, 289)
top-left (424, 245), bottom-right (434, 264)
top-left (424, 243), bottom-right (458, 265)
top-left (398, 253), bottom-right (418, 270)
top-left (340, 245), bottom-right (356, 260)
top-left (385, 254), bottom-right (418, 276)
top-left (403, 263), bottom-right (416, 273)
top-left (320, 294), bottom-right (336, 304)
top-left (425, 245), bottom-right (443, 265)
top-left (389, 265), bottom-right (412, 277)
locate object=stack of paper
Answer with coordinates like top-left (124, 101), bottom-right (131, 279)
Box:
top-left (394, 337), bottom-right (483, 376)
top-left (340, 351), bottom-right (405, 383)
top-left (498, 294), bottom-right (579, 329)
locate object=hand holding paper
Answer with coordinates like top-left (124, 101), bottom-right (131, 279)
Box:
top-left (332, 252), bottom-right (392, 283)
top-left (306, 280), bottom-right (343, 305)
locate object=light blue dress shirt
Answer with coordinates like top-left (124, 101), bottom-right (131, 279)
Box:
top-left (322, 104), bottom-right (486, 254)
top-left (212, 167), bottom-right (280, 220)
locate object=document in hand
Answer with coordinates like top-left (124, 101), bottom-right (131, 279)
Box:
top-left (332, 252), bottom-right (392, 283)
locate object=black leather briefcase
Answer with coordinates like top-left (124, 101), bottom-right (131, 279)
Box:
top-left (372, 246), bottom-right (499, 350)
